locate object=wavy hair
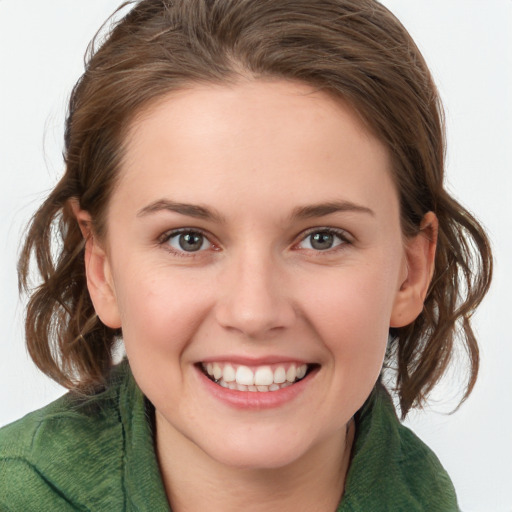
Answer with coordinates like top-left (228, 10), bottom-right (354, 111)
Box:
top-left (18, 0), bottom-right (492, 416)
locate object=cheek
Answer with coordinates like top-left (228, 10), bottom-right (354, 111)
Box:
top-left (112, 264), bottom-right (213, 357)
top-left (302, 260), bottom-right (399, 364)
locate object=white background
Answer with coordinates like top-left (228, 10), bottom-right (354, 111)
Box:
top-left (0, 1), bottom-right (510, 510)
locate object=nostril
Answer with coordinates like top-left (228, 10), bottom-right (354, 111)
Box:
top-left (214, 298), bottom-right (296, 338)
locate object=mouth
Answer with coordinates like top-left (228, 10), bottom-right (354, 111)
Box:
top-left (199, 361), bottom-right (317, 392)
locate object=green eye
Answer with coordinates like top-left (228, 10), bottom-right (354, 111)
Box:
top-left (298, 229), bottom-right (347, 251)
top-left (168, 231), bottom-right (211, 252)
top-left (310, 232), bottom-right (335, 250)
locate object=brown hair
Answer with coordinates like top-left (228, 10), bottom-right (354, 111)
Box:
top-left (18, 0), bottom-right (492, 416)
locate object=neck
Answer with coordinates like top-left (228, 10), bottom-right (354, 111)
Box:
top-left (155, 413), bottom-right (355, 512)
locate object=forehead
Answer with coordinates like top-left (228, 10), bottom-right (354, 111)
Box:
top-left (115, 79), bottom-right (397, 221)
top-left (126, 79), bottom-right (381, 156)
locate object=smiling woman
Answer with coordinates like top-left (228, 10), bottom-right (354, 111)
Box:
top-left (75, 81), bottom-right (420, 480)
top-left (0, 1), bottom-right (492, 511)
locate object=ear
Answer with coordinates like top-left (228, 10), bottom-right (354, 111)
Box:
top-left (390, 212), bottom-right (438, 328)
top-left (69, 199), bottom-right (122, 329)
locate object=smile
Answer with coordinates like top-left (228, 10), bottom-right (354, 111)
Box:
top-left (201, 362), bottom-right (312, 392)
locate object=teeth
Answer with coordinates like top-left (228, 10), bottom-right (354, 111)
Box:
top-left (254, 366), bottom-right (274, 386)
top-left (203, 362), bottom-right (310, 391)
top-left (223, 364), bottom-right (236, 383)
top-left (212, 363), bottom-right (223, 380)
top-left (286, 366), bottom-right (297, 382)
top-left (296, 365), bottom-right (307, 379)
top-left (274, 366), bottom-right (286, 384)
top-left (236, 366), bottom-right (255, 386)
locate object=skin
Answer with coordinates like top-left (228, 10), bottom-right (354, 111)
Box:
top-left (74, 80), bottom-right (437, 511)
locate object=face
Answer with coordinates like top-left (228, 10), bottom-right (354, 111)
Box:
top-left (87, 80), bottom-right (428, 470)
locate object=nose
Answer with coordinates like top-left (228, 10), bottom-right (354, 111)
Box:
top-left (214, 249), bottom-right (296, 339)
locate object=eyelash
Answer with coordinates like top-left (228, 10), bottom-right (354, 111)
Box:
top-left (158, 228), bottom-right (216, 257)
top-left (158, 227), bottom-right (352, 257)
top-left (294, 227), bottom-right (352, 253)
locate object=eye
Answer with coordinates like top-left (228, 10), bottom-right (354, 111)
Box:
top-left (165, 230), bottom-right (212, 253)
top-left (297, 229), bottom-right (348, 251)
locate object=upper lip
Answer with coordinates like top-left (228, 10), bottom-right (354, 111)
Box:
top-left (198, 355), bottom-right (313, 366)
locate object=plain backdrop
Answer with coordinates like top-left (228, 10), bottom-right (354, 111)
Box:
top-left (0, 1), bottom-right (510, 510)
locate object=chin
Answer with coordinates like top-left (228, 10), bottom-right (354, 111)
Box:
top-left (212, 450), bottom-right (304, 471)
top-left (200, 433), bottom-right (312, 471)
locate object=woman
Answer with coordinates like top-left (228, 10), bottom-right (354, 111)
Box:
top-left (0, 1), bottom-right (492, 510)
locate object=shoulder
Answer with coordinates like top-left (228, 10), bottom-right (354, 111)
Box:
top-left (0, 363), bottom-right (129, 510)
top-left (340, 385), bottom-right (458, 511)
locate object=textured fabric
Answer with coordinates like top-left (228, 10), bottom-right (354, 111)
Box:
top-left (338, 386), bottom-right (458, 511)
top-left (0, 361), bottom-right (458, 511)
top-left (0, 362), bottom-right (169, 511)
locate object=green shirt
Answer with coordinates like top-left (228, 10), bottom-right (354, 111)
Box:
top-left (0, 361), bottom-right (458, 511)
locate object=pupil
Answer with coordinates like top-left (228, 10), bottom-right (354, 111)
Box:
top-left (311, 232), bottom-right (333, 250)
top-left (179, 232), bottom-right (203, 251)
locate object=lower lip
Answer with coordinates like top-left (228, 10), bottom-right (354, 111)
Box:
top-left (196, 367), bottom-right (317, 410)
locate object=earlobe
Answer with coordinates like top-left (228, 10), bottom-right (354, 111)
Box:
top-left (69, 199), bottom-right (122, 329)
top-left (390, 212), bottom-right (438, 328)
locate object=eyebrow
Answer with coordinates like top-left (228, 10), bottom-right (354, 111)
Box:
top-left (137, 199), bottom-right (374, 222)
top-left (291, 201), bottom-right (375, 220)
top-left (137, 199), bottom-right (225, 223)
